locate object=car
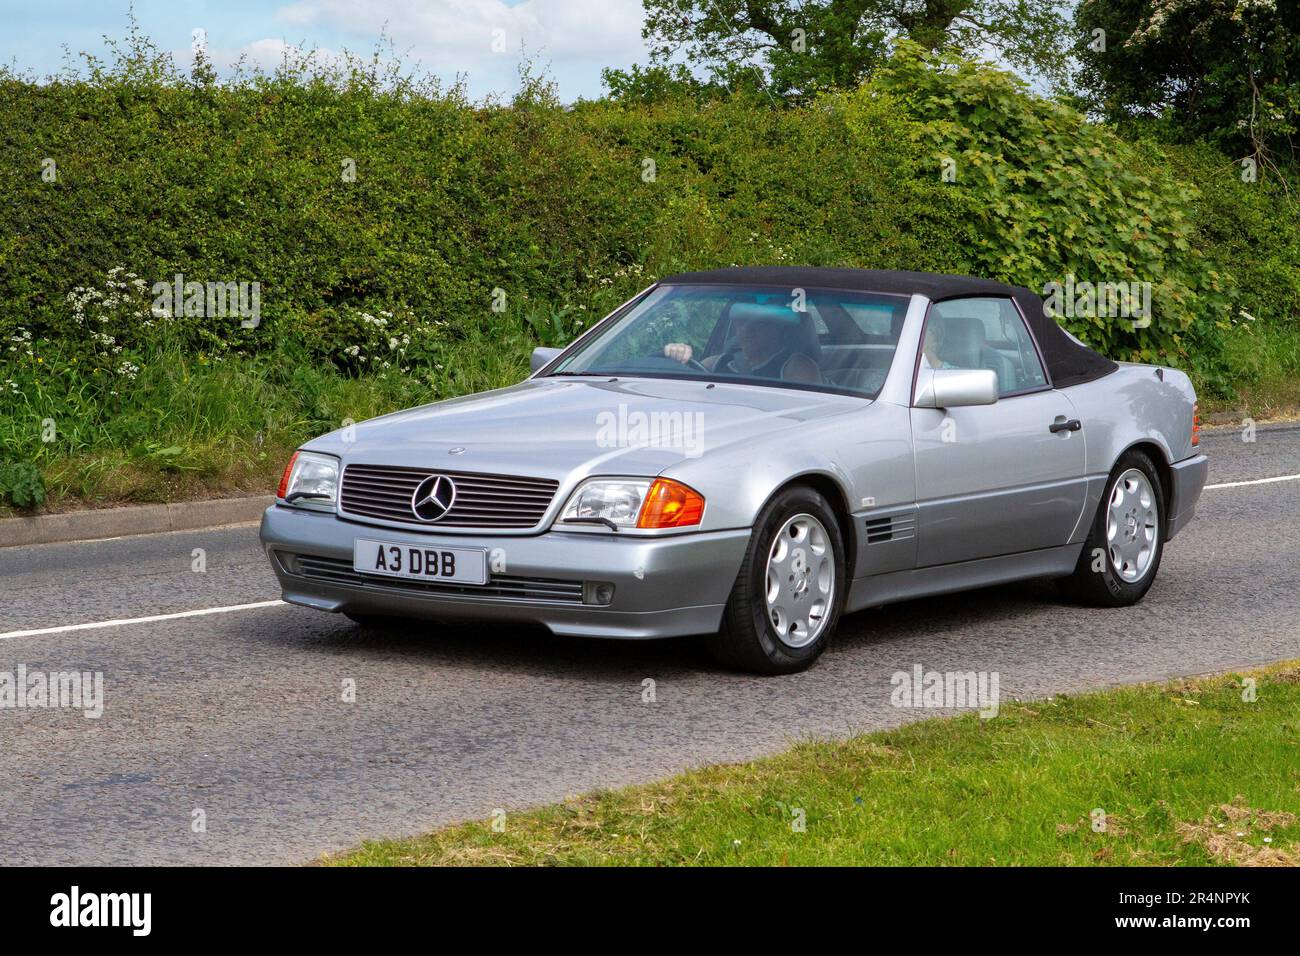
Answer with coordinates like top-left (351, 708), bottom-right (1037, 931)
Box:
top-left (260, 266), bottom-right (1209, 674)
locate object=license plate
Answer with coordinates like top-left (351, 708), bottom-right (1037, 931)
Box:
top-left (353, 539), bottom-right (487, 586)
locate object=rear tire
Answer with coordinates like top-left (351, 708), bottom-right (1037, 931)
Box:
top-left (705, 486), bottom-right (847, 674)
top-left (1058, 449), bottom-right (1165, 607)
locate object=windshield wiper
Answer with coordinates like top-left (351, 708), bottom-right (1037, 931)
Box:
top-left (562, 516), bottom-right (620, 531)
top-left (285, 491), bottom-right (333, 503)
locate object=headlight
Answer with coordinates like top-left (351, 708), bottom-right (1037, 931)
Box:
top-left (559, 478), bottom-right (704, 531)
top-left (276, 451), bottom-right (339, 510)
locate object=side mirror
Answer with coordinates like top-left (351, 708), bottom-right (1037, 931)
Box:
top-left (914, 367), bottom-right (998, 408)
top-left (530, 346), bottom-right (562, 373)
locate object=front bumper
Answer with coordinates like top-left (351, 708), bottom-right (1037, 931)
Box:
top-left (259, 505), bottom-right (750, 639)
top-left (1166, 453), bottom-right (1209, 540)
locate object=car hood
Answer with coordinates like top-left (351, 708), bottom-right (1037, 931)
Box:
top-left (305, 376), bottom-right (866, 482)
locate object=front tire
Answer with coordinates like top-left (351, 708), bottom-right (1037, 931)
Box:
top-left (1058, 449), bottom-right (1165, 607)
top-left (705, 486), bottom-right (847, 674)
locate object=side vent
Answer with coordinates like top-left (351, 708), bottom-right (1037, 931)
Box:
top-left (864, 514), bottom-right (915, 544)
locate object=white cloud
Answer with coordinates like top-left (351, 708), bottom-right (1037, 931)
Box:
top-left (233, 37), bottom-right (349, 72)
top-left (272, 0), bottom-right (649, 97)
top-left (173, 36), bottom-right (352, 80)
top-left (239, 37), bottom-right (321, 64)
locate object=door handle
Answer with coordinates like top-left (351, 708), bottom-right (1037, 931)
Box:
top-left (1050, 418), bottom-right (1082, 433)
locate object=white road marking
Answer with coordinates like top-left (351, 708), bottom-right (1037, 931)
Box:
top-left (3, 470), bottom-right (1297, 642)
top-left (1205, 474), bottom-right (1300, 490)
top-left (0, 600), bottom-right (286, 641)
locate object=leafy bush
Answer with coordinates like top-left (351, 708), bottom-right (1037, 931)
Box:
top-left (0, 27), bottom-right (1292, 462)
top-left (0, 460), bottom-right (45, 509)
top-left (866, 42), bottom-right (1237, 380)
top-left (1158, 140), bottom-right (1300, 396)
top-left (1160, 142), bottom-right (1300, 329)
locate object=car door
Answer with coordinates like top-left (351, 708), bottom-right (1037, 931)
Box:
top-left (910, 296), bottom-right (1087, 567)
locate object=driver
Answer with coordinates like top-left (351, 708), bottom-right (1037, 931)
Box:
top-left (922, 319), bottom-right (958, 369)
top-left (662, 304), bottom-right (822, 385)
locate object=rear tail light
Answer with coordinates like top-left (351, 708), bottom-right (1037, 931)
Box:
top-left (277, 451), bottom-right (300, 498)
top-left (1191, 403), bottom-right (1200, 447)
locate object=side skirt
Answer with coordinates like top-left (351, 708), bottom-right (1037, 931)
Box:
top-left (845, 544), bottom-right (1083, 613)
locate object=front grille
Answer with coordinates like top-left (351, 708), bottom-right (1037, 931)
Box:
top-left (288, 554), bottom-right (585, 604)
top-left (339, 464), bottom-right (559, 530)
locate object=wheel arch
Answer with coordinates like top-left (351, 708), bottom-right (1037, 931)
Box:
top-left (763, 471), bottom-right (858, 579)
top-left (1115, 439), bottom-right (1173, 533)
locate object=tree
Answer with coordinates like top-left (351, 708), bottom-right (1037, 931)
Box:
top-left (599, 63), bottom-right (733, 104)
top-left (1073, 0), bottom-right (1299, 168)
top-left (640, 0), bottom-right (1072, 100)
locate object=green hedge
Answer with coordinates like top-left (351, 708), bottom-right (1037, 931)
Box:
top-left (1, 40), bottom-right (1296, 404)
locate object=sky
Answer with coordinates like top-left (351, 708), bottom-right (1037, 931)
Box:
top-left (0, 0), bottom-right (654, 100)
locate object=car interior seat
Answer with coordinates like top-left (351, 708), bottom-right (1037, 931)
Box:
top-left (794, 310), bottom-right (823, 364)
top-left (937, 315), bottom-right (1016, 392)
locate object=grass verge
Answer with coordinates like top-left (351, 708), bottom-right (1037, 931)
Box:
top-left (1202, 319), bottom-right (1300, 419)
top-left (0, 330), bottom-right (533, 516)
top-left (327, 662), bottom-right (1300, 866)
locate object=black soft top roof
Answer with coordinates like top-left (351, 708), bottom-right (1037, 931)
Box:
top-left (659, 266), bottom-right (1117, 388)
top-left (662, 266), bottom-right (1011, 300)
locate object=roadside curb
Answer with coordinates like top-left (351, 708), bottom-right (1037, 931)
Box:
top-left (1202, 418), bottom-right (1300, 433)
top-left (1203, 408), bottom-right (1300, 427)
top-left (0, 495), bottom-right (273, 549)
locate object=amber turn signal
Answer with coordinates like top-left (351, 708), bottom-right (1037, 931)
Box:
top-left (276, 451), bottom-right (300, 499)
top-left (636, 478), bottom-right (705, 529)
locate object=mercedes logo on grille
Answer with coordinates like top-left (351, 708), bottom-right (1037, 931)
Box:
top-left (411, 474), bottom-right (456, 522)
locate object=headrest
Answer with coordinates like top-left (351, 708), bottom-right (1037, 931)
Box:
top-left (940, 315), bottom-right (986, 347)
top-left (935, 314), bottom-right (986, 368)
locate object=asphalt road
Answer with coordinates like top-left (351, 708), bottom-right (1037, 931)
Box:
top-left (1, 424), bottom-right (1297, 865)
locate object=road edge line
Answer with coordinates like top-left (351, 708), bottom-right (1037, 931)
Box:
top-left (0, 600), bottom-right (287, 640)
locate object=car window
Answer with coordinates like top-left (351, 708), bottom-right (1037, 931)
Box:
top-left (808, 304), bottom-right (830, 335)
top-left (840, 302), bottom-right (897, 338)
top-left (923, 297), bottom-right (1047, 396)
top-left (550, 284), bottom-right (909, 398)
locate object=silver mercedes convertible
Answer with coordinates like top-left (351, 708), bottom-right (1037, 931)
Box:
top-left (261, 267), bottom-right (1208, 673)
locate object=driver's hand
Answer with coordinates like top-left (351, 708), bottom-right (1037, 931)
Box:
top-left (663, 343), bottom-right (693, 364)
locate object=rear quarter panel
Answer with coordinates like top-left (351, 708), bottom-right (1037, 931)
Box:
top-left (1064, 364), bottom-right (1197, 474)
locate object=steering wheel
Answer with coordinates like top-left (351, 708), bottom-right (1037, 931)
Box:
top-left (644, 351), bottom-right (709, 373)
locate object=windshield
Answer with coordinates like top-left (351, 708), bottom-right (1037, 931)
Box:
top-left (549, 284), bottom-right (910, 398)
